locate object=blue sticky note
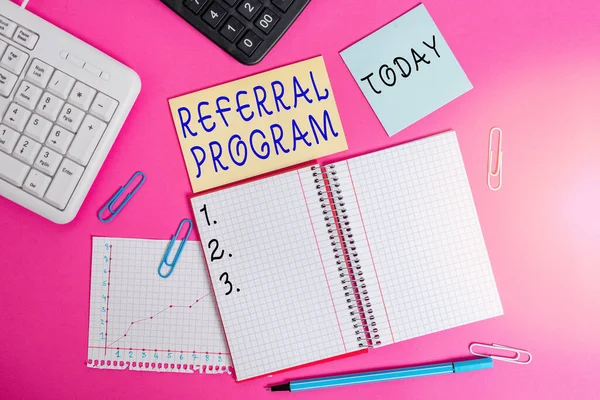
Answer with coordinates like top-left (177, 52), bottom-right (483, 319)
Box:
top-left (340, 4), bottom-right (473, 136)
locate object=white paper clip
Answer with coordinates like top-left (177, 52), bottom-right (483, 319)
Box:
top-left (469, 342), bottom-right (532, 365)
top-left (487, 127), bottom-right (503, 191)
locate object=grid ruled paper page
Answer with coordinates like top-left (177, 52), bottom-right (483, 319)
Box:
top-left (337, 131), bottom-right (503, 345)
top-left (87, 237), bottom-right (231, 373)
top-left (191, 166), bottom-right (362, 381)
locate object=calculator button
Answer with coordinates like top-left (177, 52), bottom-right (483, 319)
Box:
top-left (237, 30), bottom-right (262, 56)
top-left (0, 124), bottom-right (19, 153)
top-left (44, 158), bottom-right (84, 210)
top-left (3, 102), bottom-right (31, 132)
top-left (24, 114), bottom-right (52, 142)
top-left (202, 3), bottom-right (227, 28)
top-left (26, 59), bottom-right (54, 88)
top-left (57, 103), bottom-right (85, 132)
top-left (90, 92), bottom-right (118, 122)
top-left (271, 0), bottom-right (294, 12)
top-left (23, 169), bottom-right (51, 198)
top-left (0, 16), bottom-right (17, 38)
top-left (223, 0), bottom-right (238, 5)
top-left (68, 81), bottom-right (97, 111)
top-left (0, 150), bottom-right (29, 187)
top-left (34, 146), bottom-right (62, 176)
top-left (36, 92), bottom-right (64, 121)
top-left (0, 67), bottom-right (17, 97)
top-left (0, 45), bottom-right (28, 75)
top-left (13, 27), bottom-right (39, 50)
top-left (220, 17), bottom-right (244, 42)
top-left (238, 0), bottom-right (261, 20)
top-left (13, 135), bottom-right (41, 165)
top-left (67, 114), bottom-right (107, 166)
top-left (48, 70), bottom-right (76, 99)
top-left (184, 0), bottom-right (207, 14)
top-left (45, 125), bottom-right (74, 155)
top-left (255, 9), bottom-right (279, 34)
top-left (15, 81), bottom-right (43, 110)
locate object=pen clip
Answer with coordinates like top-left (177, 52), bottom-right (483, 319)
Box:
top-left (469, 342), bottom-right (532, 365)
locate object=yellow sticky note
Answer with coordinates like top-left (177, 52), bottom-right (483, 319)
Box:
top-left (169, 56), bottom-right (348, 193)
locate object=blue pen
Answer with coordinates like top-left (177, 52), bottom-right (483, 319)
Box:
top-left (268, 357), bottom-right (493, 392)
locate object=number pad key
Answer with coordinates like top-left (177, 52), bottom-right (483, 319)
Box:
top-left (255, 9), bottom-right (279, 34)
top-left (202, 3), bottom-right (227, 28)
top-left (57, 104), bottom-right (85, 132)
top-left (15, 81), bottom-right (43, 110)
top-left (271, 0), bottom-right (294, 12)
top-left (44, 158), bottom-right (84, 210)
top-left (3, 102), bottom-right (31, 132)
top-left (36, 92), bottom-right (64, 121)
top-left (23, 169), bottom-right (51, 198)
top-left (34, 146), bottom-right (62, 176)
top-left (26, 59), bottom-right (54, 88)
top-left (0, 45), bottom-right (28, 75)
top-left (45, 125), bottom-right (74, 154)
top-left (184, 0), bottom-right (207, 14)
top-left (48, 70), bottom-right (76, 99)
top-left (0, 151), bottom-right (29, 187)
top-left (237, 30), bottom-right (262, 56)
top-left (90, 92), bottom-right (118, 122)
top-left (0, 124), bottom-right (19, 153)
top-left (68, 81), bottom-right (96, 111)
top-left (67, 114), bottom-right (107, 166)
top-left (219, 17), bottom-right (244, 42)
top-left (238, 0), bottom-right (261, 20)
top-left (24, 114), bottom-right (52, 142)
top-left (13, 135), bottom-right (41, 164)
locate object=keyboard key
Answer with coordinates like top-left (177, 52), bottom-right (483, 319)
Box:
top-left (90, 92), bottom-right (118, 122)
top-left (24, 114), bottom-right (52, 142)
top-left (34, 146), bottom-right (62, 176)
top-left (68, 81), bottom-right (96, 111)
top-left (271, 0), bottom-right (294, 12)
top-left (0, 150), bottom-right (29, 186)
top-left (46, 125), bottom-right (74, 155)
top-left (48, 70), bottom-right (76, 99)
top-left (202, 3), bottom-right (227, 28)
top-left (23, 169), bottom-right (51, 197)
top-left (0, 67), bottom-right (17, 97)
top-left (13, 135), bottom-right (41, 165)
top-left (57, 103), bottom-right (85, 132)
top-left (223, 0), bottom-right (238, 5)
top-left (184, 0), bottom-right (207, 14)
top-left (0, 16), bottom-right (17, 38)
top-left (237, 30), bottom-right (262, 56)
top-left (0, 45), bottom-right (28, 75)
top-left (26, 59), bottom-right (54, 88)
top-left (67, 114), bottom-right (106, 166)
top-left (15, 81), bottom-right (43, 110)
top-left (13, 26), bottom-right (39, 50)
top-left (3, 102), bottom-right (31, 132)
top-left (255, 8), bottom-right (279, 34)
top-left (44, 158), bottom-right (84, 209)
top-left (0, 124), bottom-right (19, 153)
top-left (220, 17), bottom-right (244, 42)
top-left (36, 92), bottom-right (64, 121)
top-left (0, 40), bottom-right (7, 57)
top-left (238, 0), bottom-right (261, 20)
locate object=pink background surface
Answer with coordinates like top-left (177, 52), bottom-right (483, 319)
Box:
top-left (1, 0), bottom-right (599, 398)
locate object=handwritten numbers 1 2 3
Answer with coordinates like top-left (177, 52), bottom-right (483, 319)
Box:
top-left (200, 204), bottom-right (239, 295)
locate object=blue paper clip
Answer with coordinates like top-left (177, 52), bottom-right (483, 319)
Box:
top-left (98, 171), bottom-right (146, 223)
top-left (158, 219), bottom-right (193, 278)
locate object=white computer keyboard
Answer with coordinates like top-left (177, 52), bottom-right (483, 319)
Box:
top-left (0, 0), bottom-right (140, 223)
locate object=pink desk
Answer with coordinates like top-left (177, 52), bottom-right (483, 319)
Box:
top-left (1, 0), bottom-right (599, 398)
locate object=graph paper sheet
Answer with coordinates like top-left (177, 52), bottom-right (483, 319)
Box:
top-left (191, 165), bottom-right (363, 381)
top-left (87, 237), bottom-right (231, 374)
top-left (330, 131), bottom-right (503, 345)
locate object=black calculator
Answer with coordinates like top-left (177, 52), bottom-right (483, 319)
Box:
top-left (161, 0), bottom-right (311, 65)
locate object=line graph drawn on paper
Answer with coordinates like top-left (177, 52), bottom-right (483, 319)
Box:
top-left (87, 237), bottom-right (231, 374)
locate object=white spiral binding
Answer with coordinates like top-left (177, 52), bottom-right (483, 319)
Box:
top-left (312, 165), bottom-right (380, 347)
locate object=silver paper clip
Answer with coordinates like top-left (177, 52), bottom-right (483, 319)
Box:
top-left (98, 171), bottom-right (146, 223)
top-left (469, 342), bottom-right (532, 364)
top-left (487, 127), bottom-right (503, 191)
top-left (158, 219), bottom-right (193, 279)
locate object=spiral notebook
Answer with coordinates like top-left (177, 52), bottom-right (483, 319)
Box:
top-left (190, 131), bottom-right (503, 381)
